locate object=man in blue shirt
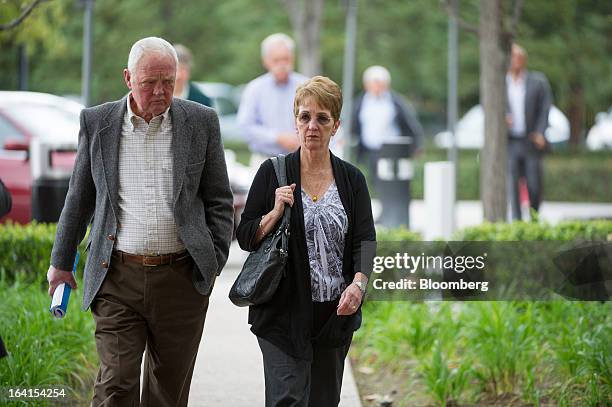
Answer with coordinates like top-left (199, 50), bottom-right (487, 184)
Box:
top-left (237, 33), bottom-right (308, 167)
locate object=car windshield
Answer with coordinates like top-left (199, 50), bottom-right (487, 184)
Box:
top-left (3, 104), bottom-right (80, 143)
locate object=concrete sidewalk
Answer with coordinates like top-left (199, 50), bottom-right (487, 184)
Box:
top-left (372, 199), bottom-right (612, 235)
top-left (187, 243), bottom-right (362, 407)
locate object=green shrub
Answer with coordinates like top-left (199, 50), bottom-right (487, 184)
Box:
top-left (0, 223), bottom-right (94, 405)
top-left (0, 222), bottom-right (87, 285)
top-left (354, 220), bottom-right (612, 406)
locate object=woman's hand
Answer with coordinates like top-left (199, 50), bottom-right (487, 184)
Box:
top-left (337, 283), bottom-right (363, 316)
top-left (273, 183), bottom-right (296, 216)
top-left (253, 183), bottom-right (296, 246)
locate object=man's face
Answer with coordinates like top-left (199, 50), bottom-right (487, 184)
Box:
top-left (510, 45), bottom-right (527, 73)
top-left (263, 44), bottom-right (293, 84)
top-left (124, 53), bottom-right (176, 120)
top-left (364, 79), bottom-right (388, 97)
top-left (175, 63), bottom-right (190, 90)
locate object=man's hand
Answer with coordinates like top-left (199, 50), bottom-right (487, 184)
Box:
top-left (529, 132), bottom-right (547, 150)
top-left (47, 265), bottom-right (77, 297)
top-left (277, 133), bottom-right (300, 152)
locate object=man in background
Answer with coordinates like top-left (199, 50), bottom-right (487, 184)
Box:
top-left (173, 43), bottom-right (212, 107)
top-left (352, 65), bottom-right (424, 189)
top-left (506, 43), bottom-right (552, 221)
top-left (237, 33), bottom-right (308, 168)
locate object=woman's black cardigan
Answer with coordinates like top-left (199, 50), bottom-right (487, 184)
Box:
top-left (236, 148), bottom-right (376, 360)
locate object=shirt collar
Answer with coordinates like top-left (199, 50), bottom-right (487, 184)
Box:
top-left (364, 90), bottom-right (392, 102)
top-left (506, 70), bottom-right (526, 85)
top-left (126, 93), bottom-right (170, 130)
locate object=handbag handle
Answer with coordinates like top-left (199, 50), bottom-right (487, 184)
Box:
top-left (271, 155), bottom-right (291, 251)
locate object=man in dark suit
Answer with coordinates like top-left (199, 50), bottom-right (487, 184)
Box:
top-left (173, 43), bottom-right (212, 107)
top-left (47, 37), bottom-right (233, 406)
top-left (506, 43), bottom-right (552, 221)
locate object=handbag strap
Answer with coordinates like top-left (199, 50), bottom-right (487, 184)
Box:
top-left (270, 155), bottom-right (291, 249)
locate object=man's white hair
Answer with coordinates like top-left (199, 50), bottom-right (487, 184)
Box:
top-left (127, 37), bottom-right (178, 77)
top-left (261, 33), bottom-right (295, 59)
top-left (363, 65), bottom-right (391, 85)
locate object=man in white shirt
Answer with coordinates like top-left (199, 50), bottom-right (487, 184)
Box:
top-left (506, 44), bottom-right (552, 220)
top-left (352, 65), bottom-right (424, 189)
top-left (47, 37), bottom-right (233, 406)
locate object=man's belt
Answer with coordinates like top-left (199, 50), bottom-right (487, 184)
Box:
top-left (112, 250), bottom-right (190, 267)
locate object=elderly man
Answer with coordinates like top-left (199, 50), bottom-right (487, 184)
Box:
top-left (352, 65), bottom-right (424, 188)
top-left (237, 32), bottom-right (308, 167)
top-left (47, 37), bottom-right (233, 406)
top-left (506, 43), bottom-right (552, 220)
top-left (173, 43), bottom-right (212, 107)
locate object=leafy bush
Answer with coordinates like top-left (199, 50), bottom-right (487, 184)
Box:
top-left (0, 223), bottom-right (94, 405)
top-left (353, 220), bottom-right (612, 406)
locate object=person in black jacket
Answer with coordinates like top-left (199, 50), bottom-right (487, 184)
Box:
top-left (236, 76), bottom-right (376, 407)
top-left (0, 178), bottom-right (11, 218)
top-left (173, 43), bottom-right (213, 107)
top-left (0, 178), bottom-right (11, 358)
top-left (352, 65), bottom-right (424, 190)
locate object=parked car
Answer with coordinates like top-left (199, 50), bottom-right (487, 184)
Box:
top-left (434, 104), bottom-right (570, 149)
top-left (0, 91), bottom-right (81, 224)
top-left (194, 82), bottom-right (243, 141)
top-left (586, 107), bottom-right (612, 150)
top-left (0, 91), bottom-right (250, 234)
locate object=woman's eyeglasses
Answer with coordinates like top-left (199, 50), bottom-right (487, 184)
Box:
top-left (297, 112), bottom-right (333, 126)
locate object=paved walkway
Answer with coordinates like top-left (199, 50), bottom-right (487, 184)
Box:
top-left (186, 200), bottom-right (612, 405)
top-left (188, 243), bottom-right (362, 407)
top-left (373, 200), bottom-right (612, 236)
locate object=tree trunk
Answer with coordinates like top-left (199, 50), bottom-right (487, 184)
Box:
top-left (479, 0), bottom-right (508, 222)
top-left (283, 0), bottom-right (324, 77)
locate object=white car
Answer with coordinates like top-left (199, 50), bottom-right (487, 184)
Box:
top-left (194, 82), bottom-right (242, 141)
top-left (434, 104), bottom-right (570, 149)
top-left (586, 108), bottom-right (612, 150)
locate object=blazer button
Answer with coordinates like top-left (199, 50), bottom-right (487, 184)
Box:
top-left (107, 234), bottom-right (115, 241)
top-left (101, 261), bottom-right (109, 268)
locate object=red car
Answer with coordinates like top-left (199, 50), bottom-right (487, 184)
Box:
top-left (0, 91), bottom-right (80, 224)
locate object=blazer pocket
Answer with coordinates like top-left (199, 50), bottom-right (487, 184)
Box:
top-left (186, 160), bottom-right (205, 175)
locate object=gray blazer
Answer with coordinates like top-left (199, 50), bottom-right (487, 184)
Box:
top-left (51, 97), bottom-right (234, 310)
top-left (509, 70), bottom-right (552, 142)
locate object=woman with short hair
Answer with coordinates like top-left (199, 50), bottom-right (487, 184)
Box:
top-left (236, 76), bottom-right (376, 406)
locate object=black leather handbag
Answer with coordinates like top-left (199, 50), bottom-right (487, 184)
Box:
top-left (229, 155), bottom-right (290, 307)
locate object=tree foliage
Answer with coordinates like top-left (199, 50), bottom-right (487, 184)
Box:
top-left (0, 0), bottom-right (610, 135)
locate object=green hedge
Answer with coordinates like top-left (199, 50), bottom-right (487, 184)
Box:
top-left (354, 220), bottom-right (612, 406)
top-left (0, 223), bottom-right (94, 405)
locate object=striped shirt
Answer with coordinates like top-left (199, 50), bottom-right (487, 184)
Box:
top-left (114, 96), bottom-right (185, 255)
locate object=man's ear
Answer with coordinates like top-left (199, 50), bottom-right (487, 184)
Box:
top-left (123, 69), bottom-right (132, 90)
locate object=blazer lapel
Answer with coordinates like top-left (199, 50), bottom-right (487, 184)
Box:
top-left (170, 100), bottom-right (191, 206)
top-left (98, 98), bottom-right (127, 219)
top-left (524, 71), bottom-right (535, 129)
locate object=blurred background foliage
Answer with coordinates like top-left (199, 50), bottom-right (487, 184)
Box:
top-left (1, 0), bottom-right (611, 135)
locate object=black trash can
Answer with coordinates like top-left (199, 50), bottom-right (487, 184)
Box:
top-left (31, 178), bottom-right (70, 222)
top-left (29, 138), bottom-right (74, 223)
